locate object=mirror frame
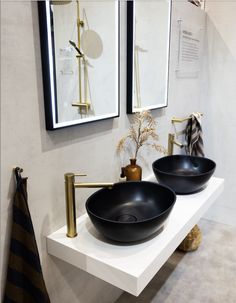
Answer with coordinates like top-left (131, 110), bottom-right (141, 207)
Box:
top-left (38, 0), bottom-right (120, 130)
top-left (127, 0), bottom-right (172, 114)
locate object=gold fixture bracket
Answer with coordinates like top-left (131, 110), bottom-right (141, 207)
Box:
top-left (72, 102), bottom-right (91, 115)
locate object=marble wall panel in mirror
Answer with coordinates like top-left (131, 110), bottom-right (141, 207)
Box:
top-left (38, 0), bottom-right (120, 130)
top-left (127, 0), bottom-right (172, 113)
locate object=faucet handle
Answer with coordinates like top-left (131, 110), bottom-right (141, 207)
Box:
top-left (74, 173), bottom-right (87, 177)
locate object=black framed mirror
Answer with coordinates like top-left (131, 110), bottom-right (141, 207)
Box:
top-left (38, 0), bottom-right (120, 130)
top-left (127, 0), bottom-right (172, 114)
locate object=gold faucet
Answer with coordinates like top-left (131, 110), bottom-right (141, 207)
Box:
top-left (167, 133), bottom-right (184, 156)
top-left (64, 173), bottom-right (113, 238)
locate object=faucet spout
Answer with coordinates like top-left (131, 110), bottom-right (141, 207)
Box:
top-left (64, 173), bottom-right (113, 238)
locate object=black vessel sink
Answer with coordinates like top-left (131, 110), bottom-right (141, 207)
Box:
top-left (86, 181), bottom-right (176, 243)
top-left (152, 155), bottom-right (216, 194)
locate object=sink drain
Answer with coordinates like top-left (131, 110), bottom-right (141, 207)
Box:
top-left (116, 214), bottom-right (137, 222)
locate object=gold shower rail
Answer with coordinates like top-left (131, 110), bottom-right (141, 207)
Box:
top-left (70, 0), bottom-right (90, 116)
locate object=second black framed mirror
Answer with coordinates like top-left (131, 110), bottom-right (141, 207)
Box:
top-left (127, 0), bottom-right (172, 113)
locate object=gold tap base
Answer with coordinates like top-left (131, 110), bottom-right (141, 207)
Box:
top-left (67, 232), bottom-right (78, 238)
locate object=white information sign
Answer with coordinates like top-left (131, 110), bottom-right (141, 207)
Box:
top-left (176, 21), bottom-right (202, 78)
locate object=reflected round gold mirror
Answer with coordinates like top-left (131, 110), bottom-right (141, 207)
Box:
top-left (81, 30), bottom-right (103, 59)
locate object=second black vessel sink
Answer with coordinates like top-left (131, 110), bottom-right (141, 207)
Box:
top-left (152, 155), bottom-right (216, 194)
top-left (86, 181), bottom-right (176, 243)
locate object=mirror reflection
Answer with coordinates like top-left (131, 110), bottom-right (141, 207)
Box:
top-left (38, 0), bottom-right (119, 130)
top-left (127, 0), bottom-right (172, 113)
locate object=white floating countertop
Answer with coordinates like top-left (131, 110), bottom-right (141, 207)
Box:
top-left (47, 176), bottom-right (224, 296)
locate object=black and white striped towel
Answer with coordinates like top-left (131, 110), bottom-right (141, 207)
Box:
top-left (185, 112), bottom-right (204, 157)
top-left (3, 168), bottom-right (50, 303)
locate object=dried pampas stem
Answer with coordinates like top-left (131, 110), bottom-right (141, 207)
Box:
top-left (117, 111), bottom-right (166, 159)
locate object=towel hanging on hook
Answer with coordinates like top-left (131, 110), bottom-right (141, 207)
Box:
top-left (185, 113), bottom-right (204, 157)
top-left (3, 167), bottom-right (50, 303)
